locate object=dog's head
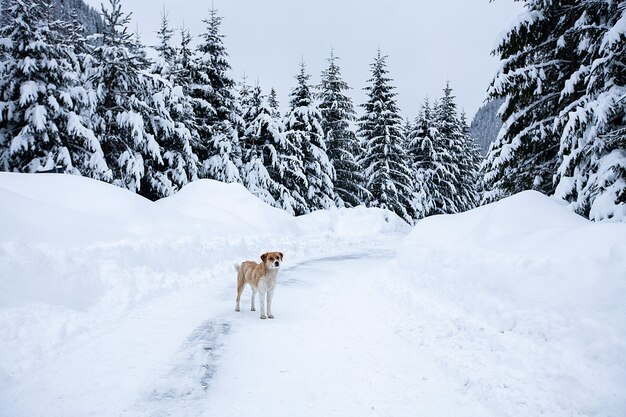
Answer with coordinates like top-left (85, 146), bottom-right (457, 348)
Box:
top-left (261, 251), bottom-right (283, 269)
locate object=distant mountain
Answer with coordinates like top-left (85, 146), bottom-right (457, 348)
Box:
top-left (470, 99), bottom-right (504, 155)
top-left (53, 0), bottom-right (104, 34)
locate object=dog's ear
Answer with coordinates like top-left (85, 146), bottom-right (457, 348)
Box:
top-left (278, 252), bottom-right (283, 261)
top-left (261, 253), bottom-right (267, 262)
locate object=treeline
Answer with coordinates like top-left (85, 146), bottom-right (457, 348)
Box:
top-left (0, 0), bottom-right (482, 223)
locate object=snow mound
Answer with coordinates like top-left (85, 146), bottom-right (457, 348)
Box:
top-left (406, 190), bottom-right (620, 256)
top-left (395, 190), bottom-right (626, 416)
top-left (155, 179), bottom-right (300, 236)
top-left (0, 172), bottom-right (200, 244)
top-left (297, 206), bottom-right (411, 237)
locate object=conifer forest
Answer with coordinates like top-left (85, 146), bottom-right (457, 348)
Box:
top-left (0, 0), bottom-right (624, 222)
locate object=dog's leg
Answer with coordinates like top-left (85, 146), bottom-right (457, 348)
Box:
top-left (250, 288), bottom-right (257, 311)
top-left (259, 291), bottom-right (267, 319)
top-left (235, 270), bottom-right (244, 312)
top-left (267, 289), bottom-right (275, 319)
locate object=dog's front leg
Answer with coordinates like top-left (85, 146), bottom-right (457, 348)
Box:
top-left (250, 288), bottom-right (257, 311)
top-left (259, 291), bottom-right (267, 319)
top-left (267, 289), bottom-right (275, 319)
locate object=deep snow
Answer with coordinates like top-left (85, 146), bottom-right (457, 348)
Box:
top-left (0, 173), bottom-right (624, 417)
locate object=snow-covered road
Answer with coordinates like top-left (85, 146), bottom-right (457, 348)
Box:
top-left (3, 246), bottom-right (491, 417)
top-left (194, 250), bottom-right (489, 417)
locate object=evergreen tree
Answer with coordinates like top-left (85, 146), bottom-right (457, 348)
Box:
top-left (0, 0), bottom-right (107, 177)
top-left (154, 7), bottom-right (175, 67)
top-left (358, 50), bottom-right (415, 222)
top-left (268, 87), bottom-right (280, 118)
top-left (240, 82), bottom-right (289, 206)
top-left (432, 84), bottom-right (480, 213)
top-left (485, 0), bottom-right (625, 221)
top-left (189, 7), bottom-right (242, 183)
top-left (175, 24), bottom-right (194, 86)
top-left (319, 51), bottom-right (365, 207)
top-left (146, 7), bottom-right (200, 198)
top-left (482, 1), bottom-right (567, 202)
top-left (90, 0), bottom-right (163, 194)
top-left (555, 1), bottom-right (626, 221)
top-left (285, 61), bottom-right (335, 213)
top-left (406, 98), bottom-right (438, 218)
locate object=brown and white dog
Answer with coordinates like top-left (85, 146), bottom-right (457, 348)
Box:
top-left (234, 252), bottom-right (283, 319)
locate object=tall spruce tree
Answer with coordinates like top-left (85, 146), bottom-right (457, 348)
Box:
top-left (555, 1), bottom-right (626, 221)
top-left (319, 51), bottom-right (365, 207)
top-left (358, 50), bottom-right (415, 222)
top-left (485, 0), bottom-right (625, 221)
top-left (240, 82), bottom-right (289, 206)
top-left (432, 84), bottom-right (481, 213)
top-left (146, 8), bottom-right (200, 198)
top-left (284, 61), bottom-right (335, 213)
top-left (0, 0), bottom-right (107, 177)
top-left (482, 1), bottom-right (567, 203)
top-left (90, 0), bottom-right (163, 194)
top-left (154, 7), bottom-right (175, 68)
top-left (189, 7), bottom-right (242, 183)
top-left (406, 98), bottom-right (438, 218)
top-left (268, 87), bottom-right (280, 118)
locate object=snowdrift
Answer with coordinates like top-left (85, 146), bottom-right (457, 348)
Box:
top-left (155, 179), bottom-right (300, 236)
top-left (0, 173), bottom-right (300, 245)
top-left (395, 190), bottom-right (626, 415)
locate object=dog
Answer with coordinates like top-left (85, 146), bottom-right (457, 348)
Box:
top-left (234, 251), bottom-right (283, 319)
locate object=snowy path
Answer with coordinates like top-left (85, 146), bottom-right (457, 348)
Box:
top-left (2, 246), bottom-right (485, 417)
top-left (3, 241), bottom-right (623, 417)
top-left (190, 250), bottom-right (490, 417)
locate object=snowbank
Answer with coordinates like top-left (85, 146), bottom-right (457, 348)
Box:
top-left (155, 179), bottom-right (300, 236)
top-left (394, 190), bottom-right (626, 416)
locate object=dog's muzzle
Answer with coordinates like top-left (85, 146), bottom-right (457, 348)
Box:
top-left (274, 261), bottom-right (280, 267)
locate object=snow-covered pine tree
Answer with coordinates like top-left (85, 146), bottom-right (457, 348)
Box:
top-left (555, 1), bottom-right (626, 221)
top-left (268, 87), bottom-right (280, 118)
top-left (189, 7), bottom-right (242, 183)
top-left (90, 0), bottom-right (163, 195)
top-left (319, 51), bottom-right (366, 207)
top-left (278, 72), bottom-right (310, 214)
top-left (145, 7), bottom-right (200, 198)
top-left (485, 0), bottom-right (625, 221)
top-left (432, 83), bottom-right (480, 213)
top-left (358, 49), bottom-right (415, 222)
top-left (402, 118), bottom-right (413, 149)
top-left (0, 0), bottom-right (108, 177)
top-left (406, 98), bottom-right (438, 218)
top-left (154, 7), bottom-right (175, 70)
top-left (263, 86), bottom-right (303, 204)
top-left (285, 61), bottom-right (336, 212)
top-left (239, 82), bottom-right (290, 206)
top-left (483, 0), bottom-right (595, 204)
top-left (175, 24), bottom-right (194, 85)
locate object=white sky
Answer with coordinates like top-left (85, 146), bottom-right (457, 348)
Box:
top-left (84, 0), bottom-right (523, 120)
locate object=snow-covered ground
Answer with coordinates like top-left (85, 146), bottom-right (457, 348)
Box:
top-left (1, 173), bottom-right (624, 416)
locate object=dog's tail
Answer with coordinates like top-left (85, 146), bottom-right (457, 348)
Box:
top-left (233, 263), bottom-right (240, 273)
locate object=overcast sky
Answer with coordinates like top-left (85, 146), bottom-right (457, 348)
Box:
top-left (84, 0), bottom-right (523, 120)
